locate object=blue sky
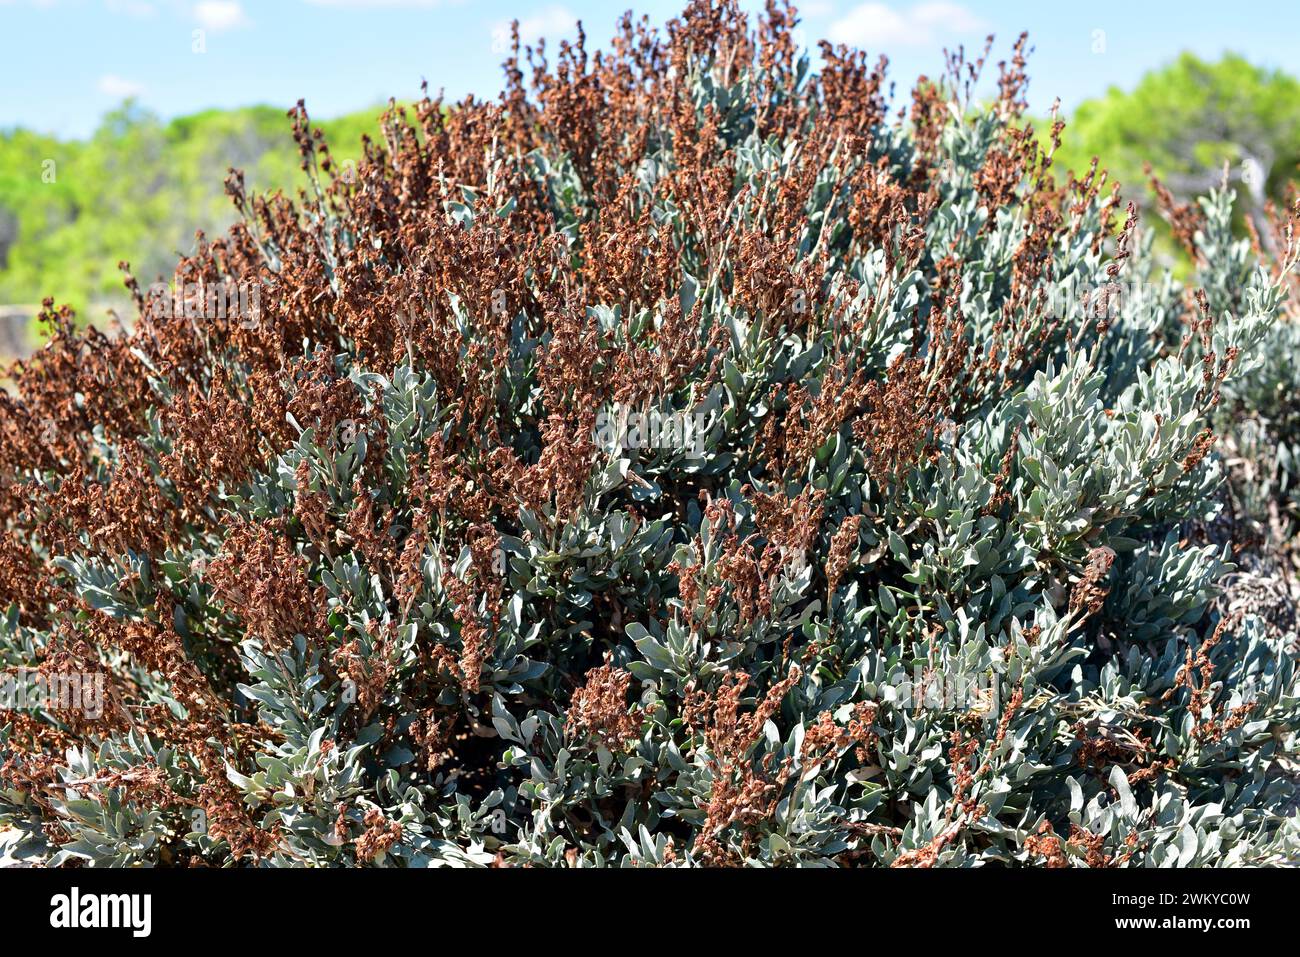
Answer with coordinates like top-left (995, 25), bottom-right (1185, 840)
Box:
top-left (3, 0), bottom-right (1299, 138)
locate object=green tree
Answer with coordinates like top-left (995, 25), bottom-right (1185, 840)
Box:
top-left (1058, 54), bottom-right (1300, 255)
top-left (0, 101), bottom-right (388, 331)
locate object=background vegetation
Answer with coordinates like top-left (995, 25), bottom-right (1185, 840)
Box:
top-left (3, 53), bottom-right (1299, 336)
top-left (1054, 53), bottom-right (1300, 269)
top-left (0, 103), bottom-right (383, 329)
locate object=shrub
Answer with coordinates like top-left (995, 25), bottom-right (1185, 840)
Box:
top-left (1, 1), bottom-right (1297, 867)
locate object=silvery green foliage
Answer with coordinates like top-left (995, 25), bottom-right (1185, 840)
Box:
top-left (2, 27), bottom-right (1297, 868)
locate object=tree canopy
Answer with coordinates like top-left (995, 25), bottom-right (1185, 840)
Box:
top-left (0, 102), bottom-right (383, 318)
top-left (1057, 53), bottom-right (1300, 254)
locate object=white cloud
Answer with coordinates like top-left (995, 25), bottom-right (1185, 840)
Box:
top-left (303, 0), bottom-right (444, 6)
top-left (799, 0), bottom-right (836, 17)
top-left (105, 0), bottom-right (157, 16)
top-left (193, 0), bottom-right (248, 30)
top-left (98, 73), bottom-right (146, 98)
top-left (910, 1), bottom-right (985, 34)
top-left (490, 5), bottom-right (577, 52)
top-left (828, 2), bottom-right (986, 50)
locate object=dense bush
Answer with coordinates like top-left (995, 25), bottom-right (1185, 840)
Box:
top-left (1, 1), bottom-right (1297, 867)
